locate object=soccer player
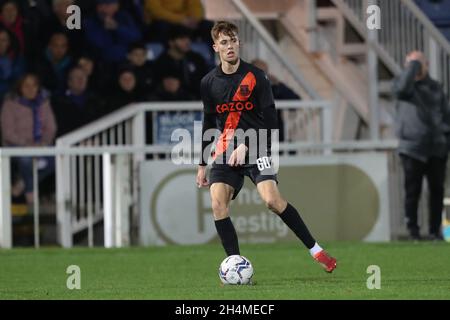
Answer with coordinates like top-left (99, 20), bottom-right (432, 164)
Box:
top-left (196, 21), bottom-right (337, 273)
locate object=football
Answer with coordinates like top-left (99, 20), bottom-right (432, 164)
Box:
top-left (218, 255), bottom-right (254, 285)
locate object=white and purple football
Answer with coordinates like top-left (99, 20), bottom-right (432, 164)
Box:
top-left (219, 255), bottom-right (254, 285)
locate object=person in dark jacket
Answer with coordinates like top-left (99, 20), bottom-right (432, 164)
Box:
top-left (153, 25), bottom-right (208, 99)
top-left (51, 66), bottom-right (105, 137)
top-left (125, 42), bottom-right (156, 95)
top-left (40, 0), bottom-right (87, 59)
top-left (32, 32), bottom-right (73, 94)
top-left (0, 26), bottom-right (24, 102)
top-left (107, 67), bottom-right (144, 112)
top-left (392, 50), bottom-right (450, 241)
top-left (82, 0), bottom-right (142, 65)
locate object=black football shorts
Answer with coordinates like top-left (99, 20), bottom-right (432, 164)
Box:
top-left (209, 158), bottom-right (278, 200)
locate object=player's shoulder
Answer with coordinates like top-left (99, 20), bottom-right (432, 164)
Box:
top-left (201, 66), bottom-right (221, 87)
top-left (242, 60), bottom-right (270, 82)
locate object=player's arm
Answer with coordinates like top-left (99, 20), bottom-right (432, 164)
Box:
top-left (260, 72), bottom-right (279, 156)
top-left (197, 112), bottom-right (215, 187)
top-left (228, 143), bottom-right (248, 166)
top-left (197, 78), bottom-right (215, 187)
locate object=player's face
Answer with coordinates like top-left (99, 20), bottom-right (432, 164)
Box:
top-left (213, 32), bottom-right (240, 64)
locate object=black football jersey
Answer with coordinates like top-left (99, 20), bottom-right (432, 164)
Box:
top-left (200, 59), bottom-right (278, 165)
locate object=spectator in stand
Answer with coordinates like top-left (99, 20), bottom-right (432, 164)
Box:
top-left (32, 32), bottom-right (73, 94)
top-left (126, 42), bottom-right (156, 95)
top-left (144, 0), bottom-right (213, 45)
top-left (154, 25), bottom-right (208, 99)
top-left (107, 67), bottom-right (144, 112)
top-left (83, 0), bottom-right (142, 65)
top-left (51, 66), bottom-right (105, 137)
top-left (41, 0), bottom-right (86, 59)
top-left (76, 54), bottom-right (111, 94)
top-left (0, 0), bottom-right (24, 53)
top-left (77, 0), bottom-right (144, 22)
top-left (18, 0), bottom-right (52, 62)
top-left (0, 73), bottom-right (57, 205)
top-left (149, 70), bottom-right (194, 102)
top-left (148, 70), bottom-right (196, 156)
top-left (119, 0), bottom-right (145, 31)
top-left (0, 26), bottom-right (24, 102)
top-left (251, 58), bottom-right (301, 142)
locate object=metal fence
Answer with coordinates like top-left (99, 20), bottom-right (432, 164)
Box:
top-left (0, 101), bottom-right (334, 249)
top-left (333, 0), bottom-right (450, 95)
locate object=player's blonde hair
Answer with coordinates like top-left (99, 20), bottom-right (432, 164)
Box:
top-left (211, 21), bottom-right (239, 42)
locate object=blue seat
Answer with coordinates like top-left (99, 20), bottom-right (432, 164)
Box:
top-left (191, 42), bottom-right (216, 69)
top-left (439, 26), bottom-right (450, 41)
top-left (415, 0), bottom-right (450, 27)
top-left (146, 42), bottom-right (164, 61)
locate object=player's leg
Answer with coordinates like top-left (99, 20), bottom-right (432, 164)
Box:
top-left (256, 179), bottom-right (337, 273)
top-left (210, 182), bottom-right (240, 256)
top-left (209, 164), bottom-right (245, 256)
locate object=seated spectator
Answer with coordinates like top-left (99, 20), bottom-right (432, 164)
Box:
top-left (0, 73), bottom-right (57, 205)
top-left (144, 0), bottom-right (213, 45)
top-left (107, 67), bottom-right (144, 112)
top-left (149, 71), bottom-right (194, 101)
top-left (252, 59), bottom-right (301, 142)
top-left (119, 0), bottom-right (145, 31)
top-left (41, 0), bottom-right (87, 59)
top-left (76, 54), bottom-right (111, 94)
top-left (0, 0), bottom-right (24, 53)
top-left (51, 67), bottom-right (105, 137)
top-left (83, 0), bottom-right (142, 65)
top-left (154, 25), bottom-right (208, 99)
top-left (75, 0), bottom-right (96, 15)
top-left (18, 0), bottom-right (52, 62)
top-left (0, 26), bottom-right (24, 102)
top-left (32, 32), bottom-right (73, 94)
top-left (126, 42), bottom-right (156, 95)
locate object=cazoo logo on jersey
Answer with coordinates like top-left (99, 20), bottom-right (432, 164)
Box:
top-left (216, 101), bottom-right (254, 113)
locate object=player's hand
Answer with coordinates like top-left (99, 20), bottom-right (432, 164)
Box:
top-left (228, 144), bottom-right (248, 167)
top-left (196, 165), bottom-right (209, 188)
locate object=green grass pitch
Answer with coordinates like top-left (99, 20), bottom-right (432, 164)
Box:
top-left (1, 242), bottom-right (450, 300)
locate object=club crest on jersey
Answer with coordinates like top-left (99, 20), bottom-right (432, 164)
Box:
top-left (239, 85), bottom-right (250, 97)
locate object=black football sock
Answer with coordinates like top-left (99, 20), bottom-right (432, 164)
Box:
top-left (215, 217), bottom-right (240, 256)
top-left (278, 203), bottom-right (316, 249)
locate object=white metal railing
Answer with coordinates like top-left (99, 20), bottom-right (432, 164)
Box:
top-left (0, 145), bottom-right (170, 249)
top-left (230, 0), bottom-right (321, 100)
top-left (332, 0), bottom-right (450, 96)
top-left (0, 138), bottom-right (400, 249)
top-left (52, 100), bottom-right (332, 248)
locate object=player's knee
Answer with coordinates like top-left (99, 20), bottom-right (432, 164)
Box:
top-left (264, 197), bottom-right (284, 214)
top-left (211, 200), bottom-right (229, 219)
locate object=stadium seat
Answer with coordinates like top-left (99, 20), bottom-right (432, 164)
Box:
top-left (191, 42), bottom-right (216, 69)
top-left (439, 26), bottom-right (450, 41)
top-left (415, 0), bottom-right (450, 26)
top-left (146, 42), bottom-right (165, 61)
